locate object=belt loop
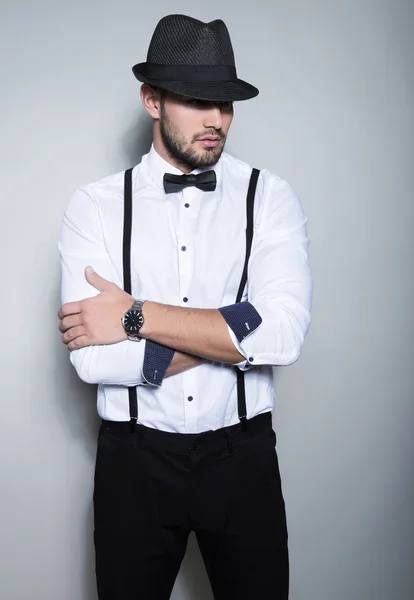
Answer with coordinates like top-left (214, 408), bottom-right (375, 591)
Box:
top-left (225, 429), bottom-right (234, 456)
top-left (130, 417), bottom-right (137, 434)
top-left (239, 416), bottom-right (248, 432)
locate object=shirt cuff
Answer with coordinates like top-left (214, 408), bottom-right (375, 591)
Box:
top-left (142, 340), bottom-right (175, 386)
top-left (218, 301), bottom-right (263, 343)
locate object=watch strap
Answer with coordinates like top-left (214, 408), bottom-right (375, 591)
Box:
top-left (130, 299), bottom-right (145, 313)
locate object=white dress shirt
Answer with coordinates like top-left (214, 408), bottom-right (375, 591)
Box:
top-left (59, 146), bottom-right (312, 433)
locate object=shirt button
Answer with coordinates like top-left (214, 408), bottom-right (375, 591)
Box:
top-left (181, 246), bottom-right (187, 252)
top-left (184, 203), bottom-right (190, 208)
top-left (187, 396), bottom-right (193, 402)
top-left (183, 297), bottom-right (188, 303)
top-left (248, 357), bottom-right (254, 363)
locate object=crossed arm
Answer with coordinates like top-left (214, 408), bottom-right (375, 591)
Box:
top-left (58, 267), bottom-right (244, 377)
top-left (58, 179), bottom-right (312, 386)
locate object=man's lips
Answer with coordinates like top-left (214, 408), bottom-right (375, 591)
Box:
top-left (196, 136), bottom-right (223, 147)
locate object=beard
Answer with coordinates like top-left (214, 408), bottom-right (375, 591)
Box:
top-left (159, 105), bottom-right (227, 171)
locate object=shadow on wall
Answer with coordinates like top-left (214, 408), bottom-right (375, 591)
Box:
top-left (53, 288), bottom-right (100, 462)
top-left (122, 108), bottom-right (153, 167)
top-left (52, 284), bottom-right (100, 600)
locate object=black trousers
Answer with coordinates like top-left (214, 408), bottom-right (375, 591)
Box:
top-left (93, 411), bottom-right (289, 600)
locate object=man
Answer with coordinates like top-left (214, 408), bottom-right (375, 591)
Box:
top-left (58, 14), bottom-right (312, 600)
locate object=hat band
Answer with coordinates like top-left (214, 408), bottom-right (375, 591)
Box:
top-left (144, 63), bottom-right (237, 82)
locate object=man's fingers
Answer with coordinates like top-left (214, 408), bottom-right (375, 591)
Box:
top-left (85, 266), bottom-right (113, 292)
top-left (61, 325), bottom-right (87, 346)
top-left (67, 335), bottom-right (90, 352)
top-left (59, 314), bottom-right (83, 333)
top-left (58, 301), bottom-right (82, 320)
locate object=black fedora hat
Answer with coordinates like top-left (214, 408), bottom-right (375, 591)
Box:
top-left (132, 14), bottom-right (259, 102)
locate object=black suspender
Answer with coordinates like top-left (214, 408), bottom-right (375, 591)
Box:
top-left (123, 168), bottom-right (138, 431)
top-left (122, 167), bottom-right (260, 429)
top-left (235, 168), bottom-right (260, 429)
top-left (235, 169), bottom-right (259, 304)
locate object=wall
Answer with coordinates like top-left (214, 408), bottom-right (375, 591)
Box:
top-left (1, 1), bottom-right (413, 598)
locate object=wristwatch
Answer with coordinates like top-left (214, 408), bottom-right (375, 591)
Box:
top-left (122, 299), bottom-right (146, 341)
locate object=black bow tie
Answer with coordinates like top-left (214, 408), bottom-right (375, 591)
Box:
top-left (163, 170), bottom-right (217, 194)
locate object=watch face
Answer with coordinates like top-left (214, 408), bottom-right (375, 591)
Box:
top-left (123, 310), bottom-right (144, 334)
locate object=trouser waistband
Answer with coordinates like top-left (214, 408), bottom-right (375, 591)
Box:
top-left (101, 411), bottom-right (273, 455)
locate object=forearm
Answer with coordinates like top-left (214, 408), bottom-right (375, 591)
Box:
top-left (140, 302), bottom-right (245, 364)
top-left (165, 351), bottom-right (206, 378)
top-left (71, 341), bottom-right (203, 385)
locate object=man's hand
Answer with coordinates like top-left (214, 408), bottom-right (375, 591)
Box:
top-left (58, 267), bottom-right (134, 351)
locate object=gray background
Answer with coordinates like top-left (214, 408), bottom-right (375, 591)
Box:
top-left (1, 0), bottom-right (413, 598)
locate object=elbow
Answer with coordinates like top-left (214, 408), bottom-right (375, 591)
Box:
top-left (277, 342), bottom-right (302, 366)
top-left (273, 311), bottom-right (311, 367)
top-left (250, 294), bottom-right (311, 367)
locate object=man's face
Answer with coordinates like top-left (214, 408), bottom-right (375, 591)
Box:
top-left (158, 92), bottom-right (234, 171)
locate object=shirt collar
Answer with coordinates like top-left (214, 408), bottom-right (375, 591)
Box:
top-left (145, 144), bottom-right (222, 192)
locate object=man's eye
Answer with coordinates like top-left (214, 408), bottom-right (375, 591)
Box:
top-left (186, 99), bottom-right (233, 110)
top-left (187, 99), bottom-right (205, 106)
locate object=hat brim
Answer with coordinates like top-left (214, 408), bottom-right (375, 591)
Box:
top-left (132, 63), bottom-right (259, 102)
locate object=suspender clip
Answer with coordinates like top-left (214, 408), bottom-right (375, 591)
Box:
top-left (239, 415), bottom-right (248, 432)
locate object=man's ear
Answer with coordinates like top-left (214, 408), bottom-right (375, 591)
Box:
top-left (140, 84), bottom-right (162, 120)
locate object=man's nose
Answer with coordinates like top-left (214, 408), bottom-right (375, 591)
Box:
top-left (203, 105), bottom-right (223, 130)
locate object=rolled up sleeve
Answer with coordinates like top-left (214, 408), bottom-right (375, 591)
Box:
top-left (220, 174), bottom-right (312, 370)
top-left (142, 341), bottom-right (175, 386)
top-left (59, 187), bottom-right (171, 386)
